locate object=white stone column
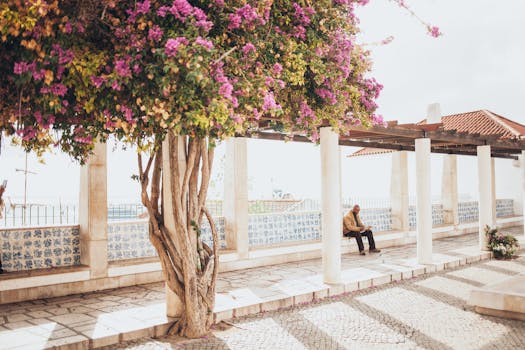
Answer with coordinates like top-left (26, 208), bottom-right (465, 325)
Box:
top-left (162, 136), bottom-right (184, 317)
top-left (224, 138), bottom-right (249, 259)
top-left (79, 142), bottom-right (108, 279)
top-left (320, 127), bottom-right (341, 284)
top-left (510, 155), bottom-right (523, 217)
top-left (491, 158), bottom-right (497, 224)
top-left (522, 151), bottom-right (525, 236)
top-left (390, 151), bottom-right (409, 231)
top-left (415, 138), bottom-right (432, 264)
top-left (442, 155), bottom-right (459, 226)
top-left (477, 145), bottom-right (494, 250)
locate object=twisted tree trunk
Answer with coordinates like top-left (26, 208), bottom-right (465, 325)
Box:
top-left (137, 131), bottom-right (218, 338)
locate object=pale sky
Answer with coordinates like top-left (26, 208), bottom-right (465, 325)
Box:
top-left (1, 0), bottom-right (524, 205)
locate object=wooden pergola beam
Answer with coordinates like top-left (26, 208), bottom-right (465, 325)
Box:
top-left (249, 132), bottom-right (519, 159)
top-left (344, 125), bottom-right (525, 150)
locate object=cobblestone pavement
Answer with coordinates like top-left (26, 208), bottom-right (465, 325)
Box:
top-left (105, 233), bottom-right (525, 349)
top-left (1, 227), bottom-right (524, 349)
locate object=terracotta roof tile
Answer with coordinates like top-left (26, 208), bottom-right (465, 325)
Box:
top-left (486, 111), bottom-right (525, 137)
top-left (421, 110), bottom-right (525, 139)
top-left (348, 148), bottom-right (394, 157)
top-left (349, 109), bottom-right (525, 157)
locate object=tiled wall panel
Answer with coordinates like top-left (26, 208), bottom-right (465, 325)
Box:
top-left (0, 226), bottom-right (80, 272)
top-left (0, 200), bottom-right (515, 270)
top-left (248, 211), bottom-right (321, 246)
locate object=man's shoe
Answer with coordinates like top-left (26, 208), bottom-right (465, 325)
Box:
top-left (359, 251), bottom-right (366, 256)
top-left (369, 248), bottom-right (381, 253)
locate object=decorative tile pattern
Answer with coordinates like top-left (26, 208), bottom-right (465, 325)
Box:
top-left (200, 216), bottom-right (227, 249)
top-left (496, 199), bottom-right (514, 217)
top-left (357, 208), bottom-right (392, 232)
top-left (107, 221), bottom-right (157, 261)
top-left (451, 199), bottom-right (513, 224)
top-left (410, 204), bottom-right (453, 229)
top-left (0, 199), bottom-right (515, 270)
top-left (248, 211), bottom-right (321, 246)
top-left (409, 206), bottom-right (416, 230)
top-left (107, 218), bottom-right (227, 261)
top-left (0, 226), bottom-right (80, 272)
top-left (458, 201), bottom-right (479, 223)
top-left (433, 204), bottom-right (444, 226)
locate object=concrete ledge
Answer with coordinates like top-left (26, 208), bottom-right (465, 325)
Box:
top-left (0, 270), bottom-right (163, 304)
top-left (0, 269), bottom-right (90, 292)
top-left (469, 273), bottom-right (525, 320)
top-left (0, 266), bottom-right (90, 291)
top-left (108, 261), bottom-right (162, 277)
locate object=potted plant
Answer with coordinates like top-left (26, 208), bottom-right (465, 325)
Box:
top-left (485, 226), bottom-right (520, 259)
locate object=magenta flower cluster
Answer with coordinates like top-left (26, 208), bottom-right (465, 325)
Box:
top-left (148, 25), bottom-right (163, 42)
top-left (156, 0), bottom-right (213, 30)
top-left (165, 37), bottom-right (189, 57)
top-left (228, 4), bottom-right (265, 30)
top-left (195, 36), bottom-right (214, 50)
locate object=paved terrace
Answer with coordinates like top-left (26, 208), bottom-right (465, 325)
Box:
top-left (0, 227), bottom-right (524, 350)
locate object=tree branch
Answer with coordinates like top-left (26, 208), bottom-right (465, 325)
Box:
top-left (203, 207), bottom-right (219, 301)
top-left (151, 143), bottom-right (162, 214)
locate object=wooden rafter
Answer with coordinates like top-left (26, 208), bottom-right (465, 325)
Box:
top-left (244, 128), bottom-right (522, 160)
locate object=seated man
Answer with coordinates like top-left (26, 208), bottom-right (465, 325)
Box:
top-left (343, 204), bottom-right (381, 256)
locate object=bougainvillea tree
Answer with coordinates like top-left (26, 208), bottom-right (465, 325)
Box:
top-left (0, 0), bottom-right (438, 337)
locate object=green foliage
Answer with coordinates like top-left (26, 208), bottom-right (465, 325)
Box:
top-left (0, 0), bottom-right (383, 162)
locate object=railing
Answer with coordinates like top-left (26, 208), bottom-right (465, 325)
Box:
top-left (1, 203), bottom-right (78, 227)
top-left (342, 197), bottom-right (391, 210)
top-left (107, 204), bottom-right (146, 221)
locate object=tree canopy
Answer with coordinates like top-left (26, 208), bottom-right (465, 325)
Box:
top-left (1, 0), bottom-right (384, 158)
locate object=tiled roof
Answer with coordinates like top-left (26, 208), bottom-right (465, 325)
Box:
top-left (418, 110), bottom-right (525, 139)
top-left (349, 110), bottom-right (525, 157)
top-left (348, 148), bottom-right (394, 157)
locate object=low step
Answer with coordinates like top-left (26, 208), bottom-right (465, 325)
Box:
top-left (469, 273), bottom-right (525, 321)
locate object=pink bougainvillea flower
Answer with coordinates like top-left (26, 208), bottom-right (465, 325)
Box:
top-left (262, 91), bottom-right (281, 111)
top-left (148, 25), bottom-right (163, 42)
top-left (195, 36), bottom-right (214, 50)
top-left (228, 14), bottom-right (242, 29)
top-left (218, 82), bottom-right (233, 100)
top-left (136, 0), bottom-right (151, 14)
top-left (114, 59), bottom-right (131, 77)
top-left (121, 105), bottom-right (134, 122)
top-left (272, 63), bottom-right (283, 76)
top-left (165, 37), bottom-right (189, 57)
top-left (242, 43), bottom-right (256, 56)
top-left (428, 25), bottom-right (441, 37)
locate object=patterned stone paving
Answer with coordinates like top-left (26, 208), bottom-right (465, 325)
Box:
top-left (0, 227), bottom-right (524, 349)
top-left (107, 253), bottom-right (525, 350)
